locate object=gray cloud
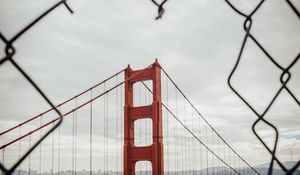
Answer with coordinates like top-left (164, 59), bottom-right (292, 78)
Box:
top-left (0, 0), bottom-right (299, 172)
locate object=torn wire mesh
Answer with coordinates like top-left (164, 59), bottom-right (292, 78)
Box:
top-left (0, 1), bottom-right (73, 174)
top-left (224, 0), bottom-right (299, 175)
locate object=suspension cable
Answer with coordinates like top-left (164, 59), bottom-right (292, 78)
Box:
top-left (75, 98), bottom-right (78, 175)
top-left (206, 126), bottom-right (209, 175)
top-left (72, 99), bottom-right (76, 175)
top-left (1, 64), bottom-right (154, 150)
top-left (103, 83), bottom-right (106, 175)
top-left (159, 66), bottom-right (260, 175)
top-left (28, 135), bottom-right (31, 175)
top-left (0, 69), bottom-right (125, 137)
top-left (51, 123), bottom-right (54, 175)
top-left (90, 90), bottom-right (93, 175)
top-left (39, 117), bottom-right (42, 175)
top-left (116, 76), bottom-right (119, 175)
top-left (58, 120), bottom-right (61, 175)
top-left (139, 83), bottom-right (142, 174)
top-left (18, 127), bottom-right (21, 175)
top-left (175, 89), bottom-right (178, 175)
top-left (166, 75), bottom-right (169, 175)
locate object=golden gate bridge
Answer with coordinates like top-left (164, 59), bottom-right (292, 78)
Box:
top-left (0, 60), bottom-right (260, 175)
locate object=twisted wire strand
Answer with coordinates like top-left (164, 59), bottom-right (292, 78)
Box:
top-left (150, 0), bottom-right (169, 20)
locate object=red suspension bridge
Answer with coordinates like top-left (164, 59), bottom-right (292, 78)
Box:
top-left (0, 60), bottom-right (260, 175)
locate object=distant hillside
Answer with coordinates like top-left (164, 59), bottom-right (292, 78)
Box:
top-left (12, 161), bottom-right (300, 175)
top-left (254, 161), bottom-right (300, 175)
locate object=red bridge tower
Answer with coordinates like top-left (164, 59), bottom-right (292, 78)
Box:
top-left (124, 60), bottom-right (164, 175)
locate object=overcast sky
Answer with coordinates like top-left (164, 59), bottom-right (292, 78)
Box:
top-left (0, 0), bottom-right (299, 172)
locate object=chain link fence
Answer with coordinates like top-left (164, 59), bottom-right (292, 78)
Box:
top-left (0, 0), bottom-right (299, 175)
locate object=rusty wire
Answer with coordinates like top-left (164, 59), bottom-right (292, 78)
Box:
top-left (0, 1), bottom-right (73, 174)
top-left (224, 0), bottom-right (299, 175)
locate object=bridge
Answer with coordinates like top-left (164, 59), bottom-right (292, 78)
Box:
top-left (0, 60), bottom-right (260, 175)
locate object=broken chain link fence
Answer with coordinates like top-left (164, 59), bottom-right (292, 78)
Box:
top-left (0, 0), bottom-right (299, 175)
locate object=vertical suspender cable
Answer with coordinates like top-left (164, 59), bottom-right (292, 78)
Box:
top-left (192, 111), bottom-right (195, 175)
top-left (90, 89), bottom-right (93, 175)
top-left (233, 155), bottom-right (235, 174)
top-left (205, 126), bottom-right (209, 175)
top-left (212, 129), bottom-right (214, 175)
top-left (245, 162), bottom-right (247, 175)
top-left (223, 143), bottom-right (225, 175)
top-left (217, 137), bottom-right (219, 175)
top-left (72, 100), bottom-right (75, 175)
top-left (175, 89), bottom-right (178, 175)
top-left (145, 85), bottom-right (148, 175)
top-left (230, 147), bottom-right (232, 175)
top-left (107, 89), bottom-right (109, 174)
top-left (75, 98), bottom-right (78, 175)
top-left (139, 83), bottom-right (142, 174)
top-left (2, 149), bottom-right (4, 169)
top-left (51, 123), bottom-right (54, 175)
top-left (147, 85), bottom-right (151, 175)
top-left (183, 100), bottom-right (187, 174)
top-left (239, 158), bottom-right (241, 174)
top-left (237, 157), bottom-right (239, 174)
top-left (194, 133), bottom-right (196, 175)
top-left (148, 86), bottom-right (151, 174)
top-left (229, 149), bottom-right (232, 175)
top-left (58, 106), bottom-right (61, 175)
top-left (147, 85), bottom-right (149, 175)
top-left (200, 121), bottom-right (202, 175)
top-left (18, 126), bottom-right (22, 175)
top-left (106, 84), bottom-right (109, 174)
top-left (173, 89), bottom-right (176, 175)
top-left (189, 131), bottom-right (191, 174)
top-left (248, 165), bottom-right (250, 175)
top-left (28, 134), bottom-right (31, 175)
top-left (58, 121), bottom-right (61, 175)
top-left (103, 83), bottom-right (106, 175)
top-left (120, 80), bottom-right (124, 174)
top-left (116, 76), bottom-right (119, 175)
top-left (218, 138), bottom-right (221, 175)
top-left (39, 117), bottom-right (42, 175)
top-left (166, 76), bottom-right (169, 175)
top-left (72, 97), bottom-right (77, 175)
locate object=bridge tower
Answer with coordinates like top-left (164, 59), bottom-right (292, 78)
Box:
top-left (124, 60), bottom-right (164, 175)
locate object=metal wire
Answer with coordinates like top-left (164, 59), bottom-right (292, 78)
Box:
top-left (224, 1), bottom-right (300, 175)
top-left (0, 1), bottom-right (73, 174)
top-left (159, 66), bottom-right (260, 175)
top-left (150, 0), bottom-right (169, 20)
top-left (141, 77), bottom-right (251, 175)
